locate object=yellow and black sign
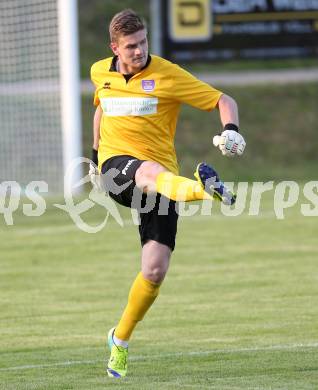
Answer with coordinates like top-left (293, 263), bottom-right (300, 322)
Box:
top-left (169, 0), bottom-right (212, 41)
top-left (161, 0), bottom-right (318, 61)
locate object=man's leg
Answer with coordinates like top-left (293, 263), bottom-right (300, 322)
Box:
top-left (135, 161), bottom-right (211, 201)
top-left (115, 241), bottom-right (170, 341)
top-left (101, 156), bottom-right (177, 377)
top-left (107, 241), bottom-right (171, 378)
top-left (135, 161), bottom-right (235, 204)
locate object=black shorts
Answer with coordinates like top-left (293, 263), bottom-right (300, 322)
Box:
top-left (101, 155), bottom-right (178, 251)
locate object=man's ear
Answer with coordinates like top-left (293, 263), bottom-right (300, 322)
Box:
top-left (110, 42), bottom-right (118, 55)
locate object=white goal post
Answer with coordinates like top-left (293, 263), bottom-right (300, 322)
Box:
top-left (0, 0), bottom-right (82, 193)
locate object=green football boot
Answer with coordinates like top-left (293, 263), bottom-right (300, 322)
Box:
top-left (106, 327), bottom-right (128, 378)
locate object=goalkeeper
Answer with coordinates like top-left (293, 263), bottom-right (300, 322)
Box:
top-left (89, 9), bottom-right (246, 378)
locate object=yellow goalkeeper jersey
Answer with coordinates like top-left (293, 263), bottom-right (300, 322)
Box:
top-left (91, 55), bottom-right (222, 174)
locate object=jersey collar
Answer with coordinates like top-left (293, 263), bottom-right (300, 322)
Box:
top-left (109, 55), bottom-right (152, 74)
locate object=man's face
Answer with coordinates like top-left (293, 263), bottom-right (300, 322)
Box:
top-left (110, 29), bottom-right (148, 74)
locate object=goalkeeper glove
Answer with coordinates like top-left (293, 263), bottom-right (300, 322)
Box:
top-left (213, 123), bottom-right (246, 157)
top-left (89, 148), bottom-right (103, 192)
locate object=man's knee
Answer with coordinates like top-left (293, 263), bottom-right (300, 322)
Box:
top-left (142, 241), bottom-right (171, 284)
top-left (143, 265), bottom-right (167, 284)
top-left (135, 161), bottom-right (167, 193)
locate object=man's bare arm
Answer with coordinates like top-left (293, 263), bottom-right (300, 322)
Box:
top-left (217, 94), bottom-right (239, 128)
top-left (93, 105), bottom-right (103, 151)
top-left (89, 105), bottom-right (103, 190)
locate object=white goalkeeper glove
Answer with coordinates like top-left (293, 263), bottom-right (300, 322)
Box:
top-left (89, 162), bottom-right (104, 192)
top-left (213, 125), bottom-right (246, 157)
top-left (89, 148), bottom-right (104, 192)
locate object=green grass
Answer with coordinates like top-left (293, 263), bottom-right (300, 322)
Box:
top-left (0, 189), bottom-right (317, 389)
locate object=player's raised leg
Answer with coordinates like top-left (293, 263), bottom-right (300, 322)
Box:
top-left (135, 160), bottom-right (236, 204)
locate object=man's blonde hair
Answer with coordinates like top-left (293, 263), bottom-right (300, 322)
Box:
top-left (109, 9), bottom-right (147, 43)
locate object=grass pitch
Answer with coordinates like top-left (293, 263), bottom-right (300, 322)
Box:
top-left (0, 190), bottom-right (317, 389)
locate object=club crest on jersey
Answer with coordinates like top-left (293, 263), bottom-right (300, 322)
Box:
top-left (142, 79), bottom-right (155, 92)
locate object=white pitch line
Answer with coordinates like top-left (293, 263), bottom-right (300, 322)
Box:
top-left (1, 342), bottom-right (317, 372)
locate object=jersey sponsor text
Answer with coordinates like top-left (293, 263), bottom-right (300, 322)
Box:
top-left (101, 97), bottom-right (158, 117)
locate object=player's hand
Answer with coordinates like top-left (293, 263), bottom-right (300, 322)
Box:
top-left (89, 162), bottom-right (104, 192)
top-left (89, 149), bottom-right (103, 192)
top-left (213, 130), bottom-right (246, 157)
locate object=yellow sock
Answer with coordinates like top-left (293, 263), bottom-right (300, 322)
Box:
top-left (156, 172), bottom-right (211, 201)
top-left (114, 272), bottom-right (160, 341)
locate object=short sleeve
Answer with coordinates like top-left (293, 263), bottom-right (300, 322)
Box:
top-left (172, 65), bottom-right (223, 111)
